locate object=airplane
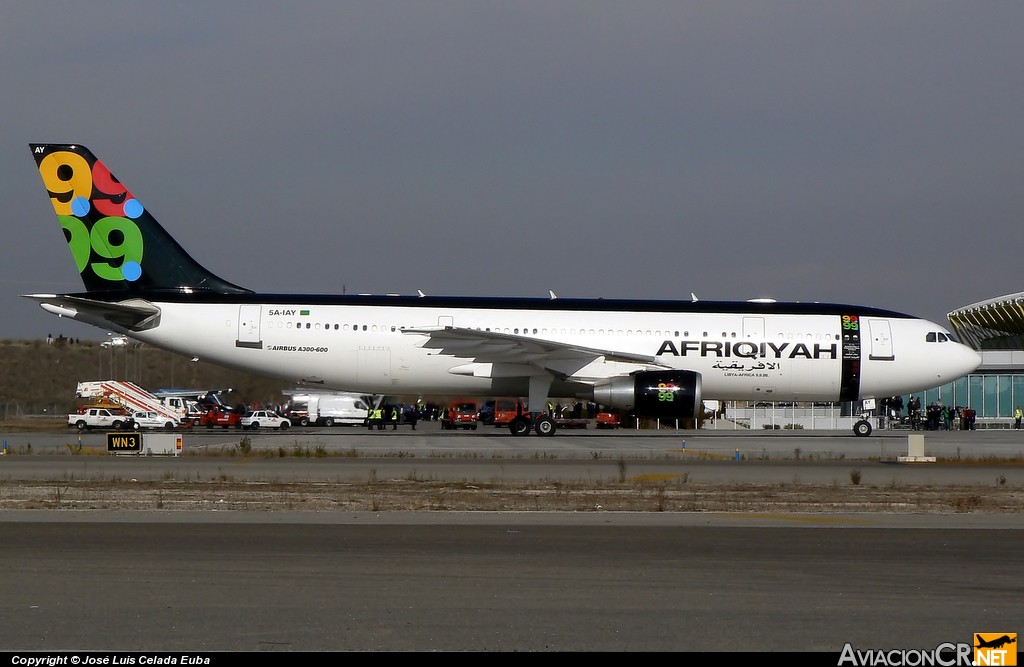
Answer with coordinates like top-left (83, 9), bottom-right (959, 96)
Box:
top-left (25, 143), bottom-right (982, 437)
top-left (975, 634), bottom-right (1016, 649)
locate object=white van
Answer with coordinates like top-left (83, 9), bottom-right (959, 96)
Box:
top-left (310, 394), bottom-right (369, 426)
top-left (284, 392), bottom-right (371, 426)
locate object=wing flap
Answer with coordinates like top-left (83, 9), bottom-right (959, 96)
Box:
top-left (403, 326), bottom-right (670, 377)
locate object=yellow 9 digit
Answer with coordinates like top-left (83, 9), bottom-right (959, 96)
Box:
top-left (38, 151), bottom-right (92, 216)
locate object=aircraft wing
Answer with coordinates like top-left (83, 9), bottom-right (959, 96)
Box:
top-left (403, 326), bottom-right (671, 376)
top-left (24, 294), bottom-right (161, 331)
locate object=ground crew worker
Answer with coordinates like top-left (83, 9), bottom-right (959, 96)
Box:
top-left (373, 406), bottom-right (385, 430)
top-left (366, 407), bottom-right (374, 430)
top-left (391, 405), bottom-right (399, 430)
top-left (1015, 406), bottom-right (1022, 430)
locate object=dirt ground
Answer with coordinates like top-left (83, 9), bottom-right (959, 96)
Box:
top-left (2, 477), bottom-right (1022, 514)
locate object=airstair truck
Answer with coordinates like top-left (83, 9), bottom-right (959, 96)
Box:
top-left (76, 380), bottom-right (185, 426)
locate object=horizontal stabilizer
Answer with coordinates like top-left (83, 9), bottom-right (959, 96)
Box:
top-left (23, 293), bottom-right (160, 331)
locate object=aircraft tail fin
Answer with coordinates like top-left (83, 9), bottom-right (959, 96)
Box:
top-left (29, 144), bottom-right (252, 297)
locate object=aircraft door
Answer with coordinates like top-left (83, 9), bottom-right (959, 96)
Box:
top-left (867, 319), bottom-right (895, 361)
top-left (357, 346), bottom-right (392, 385)
top-left (743, 317), bottom-right (765, 339)
top-left (237, 305), bottom-right (262, 349)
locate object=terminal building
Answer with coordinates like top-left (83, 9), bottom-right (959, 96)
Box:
top-left (938, 290), bottom-right (1024, 425)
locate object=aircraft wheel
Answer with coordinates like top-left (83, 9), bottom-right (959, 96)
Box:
top-left (509, 416), bottom-right (531, 436)
top-left (534, 416), bottom-right (557, 437)
top-left (853, 420), bottom-right (872, 437)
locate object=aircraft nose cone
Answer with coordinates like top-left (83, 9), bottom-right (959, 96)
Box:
top-left (948, 344), bottom-right (982, 379)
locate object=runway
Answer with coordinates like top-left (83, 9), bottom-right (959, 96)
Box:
top-left (0, 514), bottom-right (1020, 652)
top-left (1, 424), bottom-right (1022, 652)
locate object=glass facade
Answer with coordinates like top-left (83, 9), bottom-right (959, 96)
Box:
top-left (898, 372), bottom-right (1024, 419)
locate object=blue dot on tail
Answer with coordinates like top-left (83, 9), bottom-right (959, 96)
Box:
top-left (123, 199), bottom-right (143, 219)
top-left (122, 261), bottom-right (142, 282)
top-left (71, 197), bottom-right (90, 217)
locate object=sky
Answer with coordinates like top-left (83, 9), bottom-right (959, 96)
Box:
top-left (2, 2), bottom-right (1022, 341)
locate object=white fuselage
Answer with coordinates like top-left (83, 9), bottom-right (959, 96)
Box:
top-left (124, 300), bottom-right (980, 403)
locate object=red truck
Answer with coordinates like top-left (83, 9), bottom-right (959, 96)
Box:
top-left (493, 398), bottom-right (527, 427)
top-left (595, 411), bottom-right (622, 429)
top-left (441, 401), bottom-right (478, 430)
top-left (197, 406), bottom-right (242, 429)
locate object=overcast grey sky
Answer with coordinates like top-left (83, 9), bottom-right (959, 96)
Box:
top-left (3, 2), bottom-right (1022, 341)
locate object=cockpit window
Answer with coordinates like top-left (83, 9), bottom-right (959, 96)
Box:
top-left (926, 331), bottom-right (953, 343)
top-left (926, 332), bottom-right (937, 342)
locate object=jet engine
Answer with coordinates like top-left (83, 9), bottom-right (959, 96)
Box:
top-left (593, 370), bottom-right (702, 419)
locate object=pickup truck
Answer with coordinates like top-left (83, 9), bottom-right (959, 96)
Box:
top-left (68, 407), bottom-right (135, 431)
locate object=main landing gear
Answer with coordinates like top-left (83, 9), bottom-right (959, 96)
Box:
top-left (509, 413), bottom-right (557, 437)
